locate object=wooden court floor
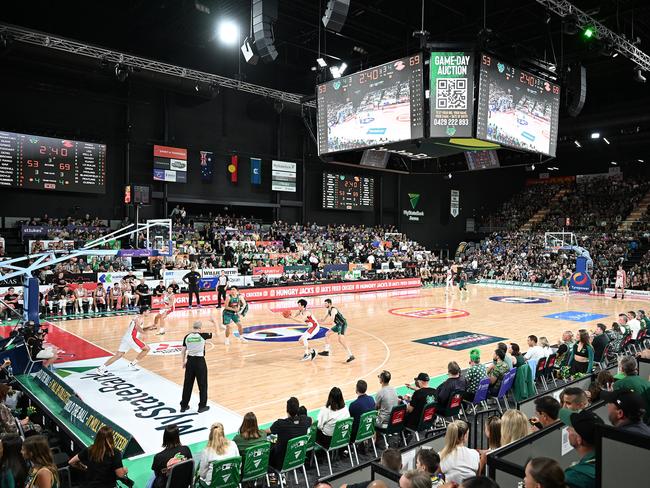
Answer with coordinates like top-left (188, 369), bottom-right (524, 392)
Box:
top-left (55, 285), bottom-right (638, 423)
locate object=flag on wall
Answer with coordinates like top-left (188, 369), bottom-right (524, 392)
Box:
top-left (228, 155), bottom-right (238, 183)
top-left (200, 151), bottom-right (214, 181)
top-left (251, 157), bottom-right (262, 185)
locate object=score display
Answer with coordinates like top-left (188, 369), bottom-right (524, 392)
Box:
top-left (322, 173), bottom-right (374, 211)
top-left (317, 54), bottom-right (424, 155)
top-left (0, 131), bottom-right (106, 193)
top-left (476, 54), bottom-right (560, 157)
top-left (465, 150), bottom-right (500, 170)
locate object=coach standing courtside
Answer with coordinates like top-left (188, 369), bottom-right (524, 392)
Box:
top-left (183, 265), bottom-right (201, 308)
top-left (180, 321), bottom-right (212, 413)
top-left (216, 270), bottom-right (229, 308)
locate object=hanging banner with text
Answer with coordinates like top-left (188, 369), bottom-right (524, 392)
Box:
top-left (450, 189), bottom-right (460, 217)
top-left (429, 52), bottom-right (475, 137)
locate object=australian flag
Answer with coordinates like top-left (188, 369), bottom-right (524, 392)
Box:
top-left (200, 151), bottom-right (214, 182)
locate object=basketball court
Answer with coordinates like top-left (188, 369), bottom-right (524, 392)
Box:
top-left (48, 284), bottom-right (635, 440)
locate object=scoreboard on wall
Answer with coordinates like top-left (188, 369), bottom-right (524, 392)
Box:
top-left (0, 131), bottom-right (106, 194)
top-left (322, 172), bottom-right (374, 211)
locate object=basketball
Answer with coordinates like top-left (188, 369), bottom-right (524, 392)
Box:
top-left (282, 310), bottom-right (292, 318)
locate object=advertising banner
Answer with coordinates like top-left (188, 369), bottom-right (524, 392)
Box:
top-left (284, 265), bottom-right (311, 275)
top-left (429, 51), bottom-right (475, 137)
top-left (97, 271), bottom-right (144, 285)
top-left (252, 266), bottom-right (284, 276)
top-left (153, 278), bottom-right (420, 308)
top-left (324, 264), bottom-right (349, 274)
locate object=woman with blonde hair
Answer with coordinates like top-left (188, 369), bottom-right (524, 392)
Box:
top-left (197, 423), bottom-right (239, 485)
top-left (500, 410), bottom-right (530, 445)
top-left (21, 436), bottom-right (59, 488)
top-left (439, 420), bottom-right (479, 484)
top-left (539, 337), bottom-right (553, 358)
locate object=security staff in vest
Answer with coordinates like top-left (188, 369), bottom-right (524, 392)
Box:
top-left (180, 321), bottom-right (212, 413)
top-left (216, 270), bottom-right (229, 308)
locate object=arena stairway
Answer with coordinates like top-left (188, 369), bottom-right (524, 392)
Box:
top-left (618, 187), bottom-right (650, 230)
top-left (519, 187), bottom-right (571, 231)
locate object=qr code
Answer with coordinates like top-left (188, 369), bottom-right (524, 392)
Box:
top-left (436, 78), bottom-right (467, 110)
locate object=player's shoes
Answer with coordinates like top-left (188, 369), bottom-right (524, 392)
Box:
top-left (612, 295), bottom-right (618, 299)
top-left (224, 338), bottom-right (231, 346)
top-left (621, 294), bottom-right (625, 299)
top-left (346, 355), bottom-right (355, 363)
top-left (317, 351), bottom-right (330, 356)
top-left (97, 365), bottom-right (108, 376)
top-left (301, 353), bottom-right (311, 361)
top-left (127, 362), bottom-right (139, 371)
top-left (310, 349), bottom-right (316, 361)
top-left (238, 336), bottom-right (248, 343)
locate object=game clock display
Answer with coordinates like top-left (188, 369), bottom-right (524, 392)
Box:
top-left (0, 131), bottom-right (106, 194)
top-left (316, 54), bottom-right (424, 155)
top-left (476, 54), bottom-right (560, 157)
top-left (322, 173), bottom-right (374, 211)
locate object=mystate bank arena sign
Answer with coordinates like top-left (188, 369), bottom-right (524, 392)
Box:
top-left (403, 193), bottom-right (424, 222)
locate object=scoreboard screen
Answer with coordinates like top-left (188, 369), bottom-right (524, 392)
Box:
top-left (317, 54), bottom-right (424, 155)
top-left (476, 53), bottom-right (560, 157)
top-left (465, 150), bottom-right (500, 170)
top-left (322, 172), bottom-right (374, 211)
top-left (0, 131), bottom-right (106, 194)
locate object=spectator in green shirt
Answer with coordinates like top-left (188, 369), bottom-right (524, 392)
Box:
top-left (233, 412), bottom-right (266, 454)
top-left (463, 349), bottom-right (488, 401)
top-left (613, 356), bottom-right (650, 423)
top-left (488, 348), bottom-right (510, 396)
top-left (559, 409), bottom-right (604, 488)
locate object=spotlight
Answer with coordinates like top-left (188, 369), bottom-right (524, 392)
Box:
top-left (590, 132), bottom-right (600, 139)
top-left (582, 26), bottom-right (595, 39)
top-left (194, 83), bottom-right (200, 92)
top-left (634, 68), bottom-right (646, 83)
top-left (603, 137), bottom-right (610, 144)
top-left (316, 57), bottom-right (328, 68)
top-left (574, 140), bottom-right (582, 148)
top-left (330, 62), bottom-right (347, 79)
top-left (532, 164), bottom-right (536, 170)
top-left (240, 36), bottom-right (259, 65)
top-left (612, 52), bottom-right (619, 58)
top-left (448, 173), bottom-right (452, 179)
top-left (114, 63), bottom-right (130, 82)
top-left (217, 20), bottom-right (239, 46)
top-left (563, 14), bottom-right (579, 35)
top-left (611, 161), bottom-right (617, 165)
top-left (639, 159), bottom-right (645, 163)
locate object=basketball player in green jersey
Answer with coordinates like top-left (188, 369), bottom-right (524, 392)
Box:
top-left (221, 286), bottom-right (247, 345)
top-left (318, 298), bottom-right (354, 362)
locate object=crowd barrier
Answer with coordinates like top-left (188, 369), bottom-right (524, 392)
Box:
top-left (319, 430), bottom-right (446, 488)
top-left (487, 402), bottom-right (608, 488)
top-left (596, 425), bottom-right (650, 488)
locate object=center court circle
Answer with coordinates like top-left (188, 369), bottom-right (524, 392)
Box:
top-left (388, 307), bottom-right (469, 319)
top-left (242, 323), bottom-right (329, 342)
top-left (489, 296), bottom-right (552, 304)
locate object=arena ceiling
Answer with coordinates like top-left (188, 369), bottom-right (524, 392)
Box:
top-left (1, 0), bottom-right (650, 169)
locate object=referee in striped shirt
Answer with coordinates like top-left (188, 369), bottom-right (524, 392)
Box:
top-left (180, 321), bottom-right (212, 413)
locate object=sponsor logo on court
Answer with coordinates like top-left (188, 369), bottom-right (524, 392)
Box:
top-left (543, 311), bottom-right (608, 323)
top-left (242, 323), bottom-right (328, 342)
top-left (489, 296), bottom-right (551, 304)
top-left (388, 307), bottom-right (469, 319)
top-left (414, 331), bottom-right (506, 351)
top-left (148, 341), bottom-right (184, 356)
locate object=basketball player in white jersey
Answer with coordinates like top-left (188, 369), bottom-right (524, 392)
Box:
top-left (445, 265), bottom-right (454, 293)
top-left (97, 306), bottom-right (156, 374)
top-left (153, 286), bottom-right (176, 334)
top-left (613, 264), bottom-right (627, 299)
top-left (285, 298), bottom-right (319, 361)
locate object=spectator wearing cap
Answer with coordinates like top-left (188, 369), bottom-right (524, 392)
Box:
top-left (349, 379), bottom-right (376, 440)
top-left (591, 324), bottom-right (610, 364)
top-left (601, 389), bottom-right (650, 436)
top-left (463, 349), bottom-right (488, 401)
top-left (559, 408), bottom-right (604, 488)
top-left (403, 373), bottom-right (436, 430)
top-left (375, 370), bottom-right (399, 428)
top-left (433, 362), bottom-right (466, 409)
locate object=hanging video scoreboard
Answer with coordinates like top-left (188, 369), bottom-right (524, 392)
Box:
top-left (317, 54), bottom-right (424, 155)
top-left (476, 53), bottom-right (560, 156)
top-left (322, 172), bottom-right (374, 211)
top-left (0, 131), bottom-right (106, 194)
